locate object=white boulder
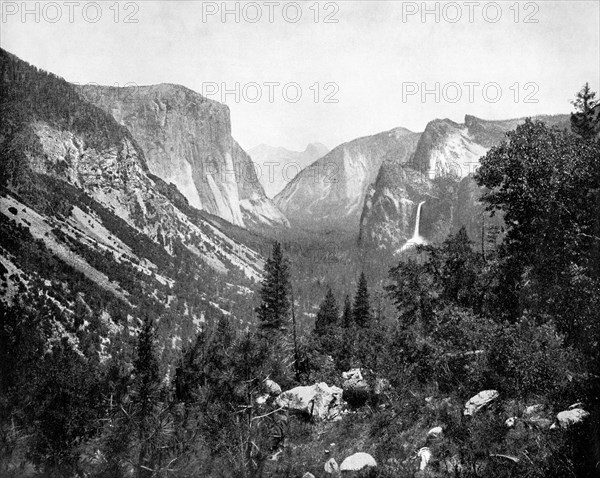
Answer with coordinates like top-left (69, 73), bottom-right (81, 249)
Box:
top-left (256, 393), bottom-right (269, 405)
top-left (265, 378), bottom-right (282, 396)
top-left (275, 382), bottom-right (343, 420)
top-left (505, 417), bottom-right (517, 428)
top-left (550, 408), bottom-right (590, 429)
top-left (340, 452), bottom-right (377, 472)
top-left (417, 447), bottom-right (432, 471)
top-left (427, 426), bottom-right (443, 438)
top-left (464, 390), bottom-right (499, 416)
top-left (324, 457), bottom-right (340, 474)
top-left (302, 473), bottom-right (315, 478)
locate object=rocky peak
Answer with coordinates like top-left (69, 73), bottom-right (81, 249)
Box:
top-left (78, 83), bottom-right (288, 231)
top-left (275, 128), bottom-right (419, 233)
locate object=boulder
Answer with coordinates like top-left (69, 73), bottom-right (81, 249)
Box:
top-left (275, 382), bottom-right (343, 420)
top-left (265, 378), bottom-right (282, 396)
top-left (417, 447), bottom-right (432, 471)
top-left (302, 473), bottom-right (316, 478)
top-left (340, 452), bottom-right (377, 472)
top-left (343, 370), bottom-right (370, 408)
top-left (343, 368), bottom-right (363, 381)
top-left (529, 417), bottom-right (553, 429)
top-left (505, 417), bottom-right (518, 428)
top-left (427, 426), bottom-right (443, 438)
top-left (524, 404), bottom-right (545, 417)
top-left (324, 457), bottom-right (340, 474)
top-left (255, 394), bottom-right (269, 405)
top-left (550, 408), bottom-right (590, 429)
top-left (464, 390), bottom-right (499, 416)
top-left (523, 404), bottom-right (552, 429)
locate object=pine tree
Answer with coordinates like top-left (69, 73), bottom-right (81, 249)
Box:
top-left (352, 272), bottom-right (371, 328)
top-left (134, 315), bottom-right (160, 412)
top-left (133, 315), bottom-right (161, 478)
top-left (341, 294), bottom-right (352, 328)
top-left (570, 83), bottom-right (599, 140)
top-left (256, 242), bottom-right (291, 332)
top-left (314, 287), bottom-right (340, 336)
top-left (571, 82), bottom-right (597, 114)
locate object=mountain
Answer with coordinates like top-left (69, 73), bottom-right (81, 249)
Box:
top-left (0, 49), bottom-right (267, 349)
top-left (77, 83), bottom-right (289, 231)
top-left (274, 128), bottom-right (421, 233)
top-left (359, 114), bottom-right (571, 251)
top-left (412, 114), bottom-right (571, 178)
top-left (248, 143), bottom-right (329, 197)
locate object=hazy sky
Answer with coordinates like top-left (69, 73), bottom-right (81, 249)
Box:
top-left (2, 1), bottom-right (599, 151)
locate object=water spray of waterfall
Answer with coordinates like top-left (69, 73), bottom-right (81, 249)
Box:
top-left (399, 201), bottom-right (427, 252)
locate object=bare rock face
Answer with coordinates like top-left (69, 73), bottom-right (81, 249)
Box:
top-left (275, 127), bottom-right (418, 233)
top-left (78, 84), bottom-right (288, 230)
top-left (411, 114), bottom-right (570, 179)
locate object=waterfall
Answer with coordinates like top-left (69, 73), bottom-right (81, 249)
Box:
top-left (412, 201), bottom-right (425, 239)
top-left (399, 201), bottom-right (427, 252)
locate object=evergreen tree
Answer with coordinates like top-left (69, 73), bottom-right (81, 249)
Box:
top-left (314, 287), bottom-right (340, 336)
top-left (571, 82), bottom-right (597, 113)
top-left (134, 316), bottom-right (160, 414)
top-left (570, 83), bottom-right (599, 140)
top-left (132, 315), bottom-right (161, 478)
top-left (255, 242), bottom-right (291, 332)
top-left (436, 226), bottom-right (484, 310)
top-left (352, 272), bottom-right (371, 328)
top-left (341, 294), bottom-right (352, 328)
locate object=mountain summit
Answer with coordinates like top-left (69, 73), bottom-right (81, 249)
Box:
top-left (249, 142), bottom-right (329, 198)
top-left (274, 128), bottom-right (419, 233)
top-left (78, 83), bottom-right (289, 231)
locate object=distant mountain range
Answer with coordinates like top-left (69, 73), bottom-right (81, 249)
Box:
top-left (249, 143), bottom-right (329, 198)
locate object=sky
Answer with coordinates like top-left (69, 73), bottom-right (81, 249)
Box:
top-left (2, 0), bottom-right (599, 151)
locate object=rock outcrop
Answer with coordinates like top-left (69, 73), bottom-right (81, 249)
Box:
top-left (275, 382), bottom-right (344, 420)
top-left (464, 390), bottom-right (499, 416)
top-left (78, 83), bottom-right (289, 231)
